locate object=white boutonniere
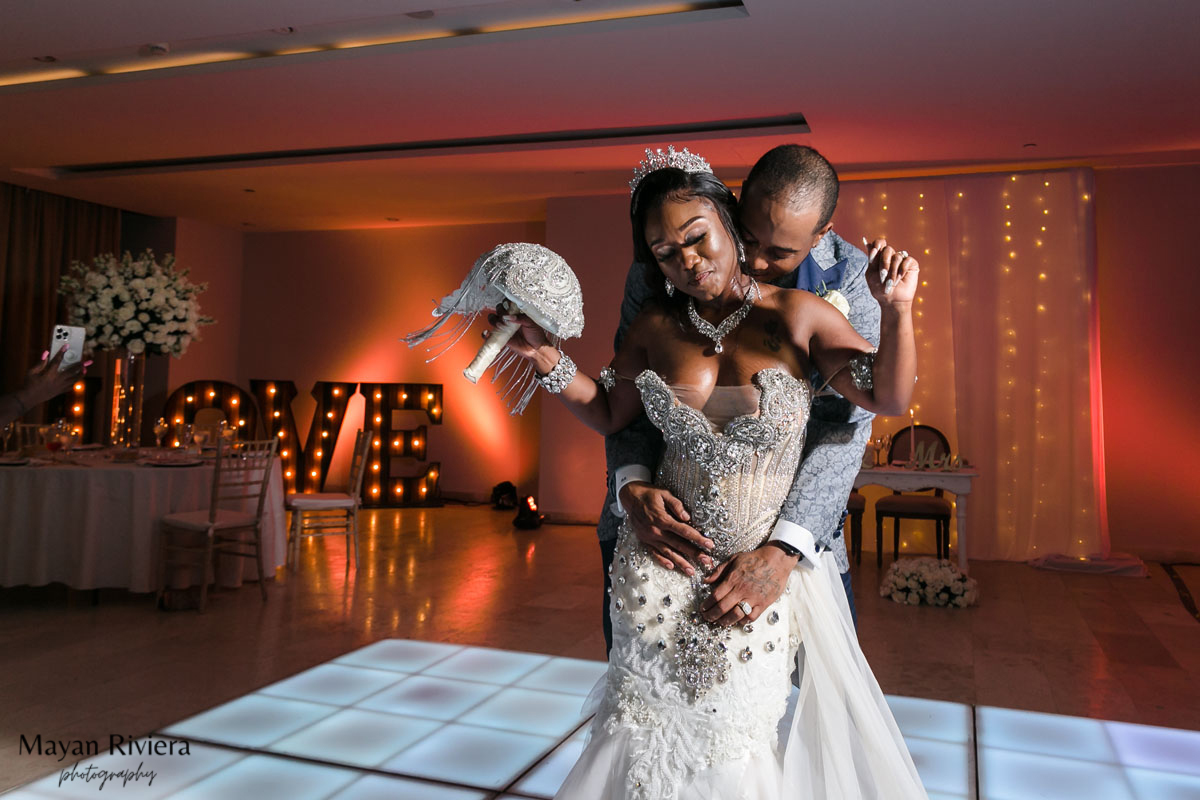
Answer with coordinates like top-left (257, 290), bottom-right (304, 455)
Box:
top-left (816, 281), bottom-right (850, 319)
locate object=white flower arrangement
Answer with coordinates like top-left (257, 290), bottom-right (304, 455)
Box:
top-left (880, 557), bottom-right (979, 608)
top-left (58, 250), bottom-right (214, 357)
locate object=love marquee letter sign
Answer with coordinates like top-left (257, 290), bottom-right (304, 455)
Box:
top-left (158, 379), bottom-right (443, 507)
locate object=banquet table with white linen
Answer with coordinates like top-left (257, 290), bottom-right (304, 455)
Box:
top-left (0, 452), bottom-right (286, 593)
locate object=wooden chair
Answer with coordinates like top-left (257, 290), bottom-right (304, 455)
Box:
top-left (285, 429), bottom-right (372, 570)
top-left (874, 425), bottom-right (953, 565)
top-left (156, 437), bottom-right (279, 612)
top-left (846, 491), bottom-right (867, 564)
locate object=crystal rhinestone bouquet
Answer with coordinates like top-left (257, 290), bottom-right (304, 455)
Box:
top-left (880, 557), bottom-right (978, 608)
top-left (59, 250), bottom-right (214, 356)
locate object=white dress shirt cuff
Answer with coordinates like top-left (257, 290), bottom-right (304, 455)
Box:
top-left (611, 465), bottom-right (654, 517)
top-left (770, 519), bottom-right (819, 570)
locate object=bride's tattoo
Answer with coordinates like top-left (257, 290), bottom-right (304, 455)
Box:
top-left (764, 319), bottom-right (783, 352)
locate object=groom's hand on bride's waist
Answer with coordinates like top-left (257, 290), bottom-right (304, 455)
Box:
top-left (700, 545), bottom-right (797, 627)
top-left (619, 481), bottom-right (715, 577)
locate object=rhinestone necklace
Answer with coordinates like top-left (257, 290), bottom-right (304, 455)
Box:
top-left (686, 278), bottom-right (760, 354)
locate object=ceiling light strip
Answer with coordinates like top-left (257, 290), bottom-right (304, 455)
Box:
top-left (53, 113), bottom-right (809, 177)
top-left (0, 1), bottom-right (744, 90)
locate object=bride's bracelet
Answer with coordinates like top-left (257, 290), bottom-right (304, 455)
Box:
top-left (537, 352), bottom-right (577, 394)
top-left (848, 350), bottom-right (876, 391)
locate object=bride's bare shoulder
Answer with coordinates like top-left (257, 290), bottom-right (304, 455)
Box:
top-left (760, 283), bottom-right (821, 311)
top-left (628, 299), bottom-right (678, 336)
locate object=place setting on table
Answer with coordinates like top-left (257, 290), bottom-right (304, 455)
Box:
top-left (0, 415), bottom-right (287, 596)
top-left (0, 417), bottom-right (223, 469)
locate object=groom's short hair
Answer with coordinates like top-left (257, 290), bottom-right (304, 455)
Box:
top-left (743, 145), bottom-right (839, 232)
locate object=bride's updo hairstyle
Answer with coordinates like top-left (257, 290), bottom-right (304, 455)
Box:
top-left (630, 167), bottom-right (743, 312)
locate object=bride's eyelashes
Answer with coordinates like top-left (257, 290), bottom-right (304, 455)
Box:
top-left (654, 231), bottom-right (709, 262)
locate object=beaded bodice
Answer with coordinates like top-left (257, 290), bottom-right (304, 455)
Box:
top-left (635, 368), bottom-right (811, 561)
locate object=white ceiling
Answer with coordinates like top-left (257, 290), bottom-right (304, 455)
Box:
top-left (1, 0), bottom-right (1198, 231)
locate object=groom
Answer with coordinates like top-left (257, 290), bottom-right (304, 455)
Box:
top-left (598, 144), bottom-right (879, 652)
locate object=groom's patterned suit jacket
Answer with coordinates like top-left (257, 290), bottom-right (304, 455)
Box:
top-left (597, 230), bottom-right (880, 574)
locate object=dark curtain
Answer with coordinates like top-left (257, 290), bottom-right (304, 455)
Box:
top-left (0, 182), bottom-right (121, 399)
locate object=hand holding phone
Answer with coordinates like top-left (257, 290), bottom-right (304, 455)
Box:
top-left (50, 325), bottom-right (86, 371)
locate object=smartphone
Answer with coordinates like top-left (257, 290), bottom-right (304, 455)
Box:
top-left (50, 325), bottom-right (86, 371)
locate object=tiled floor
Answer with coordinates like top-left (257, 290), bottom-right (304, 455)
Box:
top-left (5, 639), bottom-right (1200, 799)
top-left (2, 506), bottom-right (1198, 795)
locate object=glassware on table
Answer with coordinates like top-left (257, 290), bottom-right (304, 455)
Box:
top-left (40, 419), bottom-right (70, 456)
top-left (180, 423), bottom-right (194, 449)
top-left (43, 422), bottom-right (64, 456)
top-left (1, 422), bottom-right (14, 453)
top-left (153, 417), bottom-right (170, 448)
top-left (58, 426), bottom-right (79, 454)
top-left (192, 428), bottom-right (210, 448)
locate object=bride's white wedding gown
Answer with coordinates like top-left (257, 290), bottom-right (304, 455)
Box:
top-left (555, 369), bottom-right (928, 800)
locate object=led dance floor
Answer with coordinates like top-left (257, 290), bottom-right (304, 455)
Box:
top-left (6, 639), bottom-right (1199, 799)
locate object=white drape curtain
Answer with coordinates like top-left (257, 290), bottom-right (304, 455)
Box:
top-left (832, 168), bottom-right (1108, 562)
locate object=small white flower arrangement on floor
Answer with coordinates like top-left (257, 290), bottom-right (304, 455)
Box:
top-left (880, 557), bottom-right (979, 608)
top-left (59, 250), bottom-right (214, 356)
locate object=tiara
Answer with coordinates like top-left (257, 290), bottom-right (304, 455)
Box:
top-left (628, 146), bottom-right (713, 195)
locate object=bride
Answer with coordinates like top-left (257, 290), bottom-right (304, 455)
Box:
top-left (493, 162), bottom-right (926, 799)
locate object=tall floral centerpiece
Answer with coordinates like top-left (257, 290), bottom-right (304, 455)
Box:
top-left (59, 250), bottom-right (213, 446)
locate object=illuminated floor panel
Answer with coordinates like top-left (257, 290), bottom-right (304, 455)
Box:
top-left (268, 708), bottom-right (443, 768)
top-left (10, 639), bottom-right (1200, 798)
top-left (257, 663), bottom-right (408, 707)
top-left (355, 674), bottom-right (501, 720)
top-left (382, 723), bottom-right (556, 790)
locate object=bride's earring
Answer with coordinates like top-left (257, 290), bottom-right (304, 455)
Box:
top-left (664, 279), bottom-right (675, 297)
